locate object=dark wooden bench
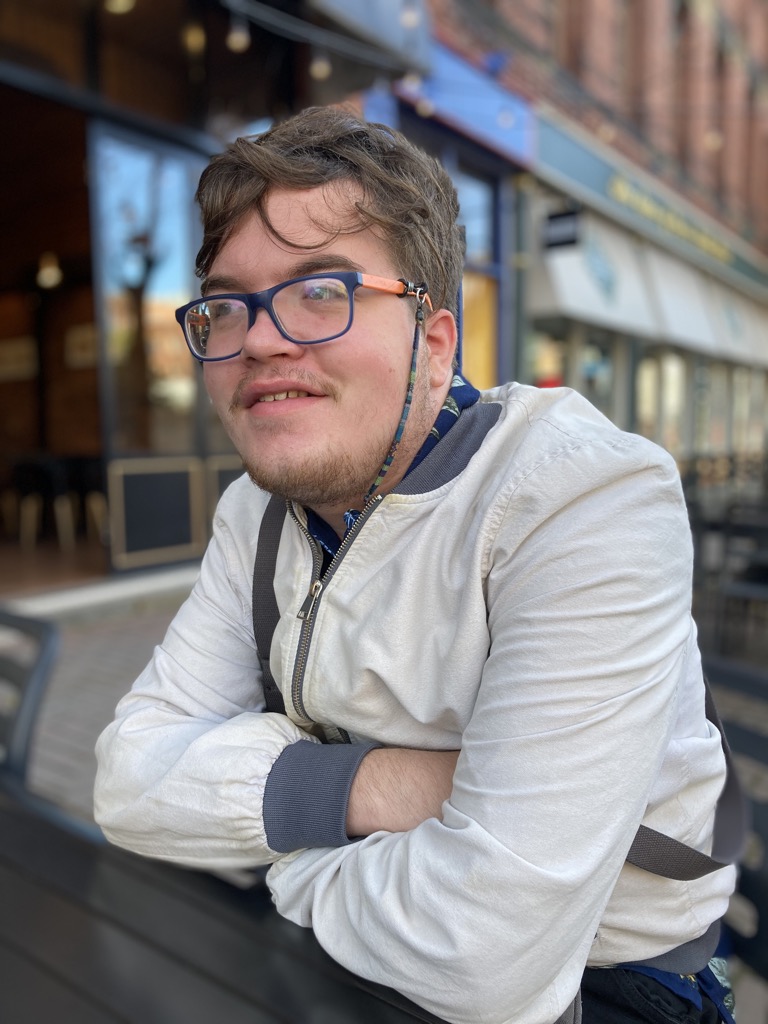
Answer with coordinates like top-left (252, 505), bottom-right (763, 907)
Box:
top-left (0, 790), bottom-right (437, 1023)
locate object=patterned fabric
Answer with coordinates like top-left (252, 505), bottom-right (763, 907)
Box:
top-left (307, 373), bottom-right (480, 559)
top-left (624, 961), bottom-right (735, 1023)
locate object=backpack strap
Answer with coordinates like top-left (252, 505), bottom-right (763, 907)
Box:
top-left (251, 502), bottom-right (748, 880)
top-left (252, 494), bottom-right (288, 715)
top-left (626, 677), bottom-right (749, 880)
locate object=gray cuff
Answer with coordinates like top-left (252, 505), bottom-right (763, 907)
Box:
top-left (263, 739), bottom-right (378, 852)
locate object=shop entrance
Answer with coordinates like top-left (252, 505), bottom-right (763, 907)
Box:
top-left (0, 85), bottom-right (107, 597)
top-left (0, 86), bottom-right (239, 597)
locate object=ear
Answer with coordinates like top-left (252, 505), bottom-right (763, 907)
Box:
top-left (423, 308), bottom-right (457, 389)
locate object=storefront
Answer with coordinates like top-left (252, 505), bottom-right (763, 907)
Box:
top-left (0, 0), bottom-right (430, 587)
top-left (525, 110), bottom-right (768, 506)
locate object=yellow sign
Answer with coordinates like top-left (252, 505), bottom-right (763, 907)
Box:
top-left (608, 175), bottom-right (734, 266)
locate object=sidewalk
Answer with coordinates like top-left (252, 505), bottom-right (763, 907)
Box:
top-left (3, 568), bottom-right (768, 1022)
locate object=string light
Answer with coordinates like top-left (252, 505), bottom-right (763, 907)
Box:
top-left (182, 21), bottom-right (206, 58)
top-left (226, 15), bottom-right (251, 53)
top-left (36, 252), bottom-right (63, 289)
top-left (309, 50), bottom-right (333, 81)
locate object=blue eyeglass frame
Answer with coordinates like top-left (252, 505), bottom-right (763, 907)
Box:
top-left (174, 271), bottom-right (431, 362)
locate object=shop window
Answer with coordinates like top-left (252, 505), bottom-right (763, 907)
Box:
top-left (732, 365), bottom-right (751, 454)
top-left (673, 0), bottom-right (692, 173)
top-left (660, 352), bottom-right (687, 457)
top-left (461, 272), bottom-right (498, 390)
top-left (636, 355), bottom-right (660, 443)
top-left (731, 365), bottom-right (766, 496)
top-left (712, 43), bottom-right (728, 205)
top-left (555, 0), bottom-right (584, 76)
top-left (747, 370), bottom-right (767, 455)
top-left (523, 329), bottom-right (566, 390)
top-left (619, 0), bottom-right (644, 128)
top-left (453, 169), bottom-right (494, 264)
top-left (578, 334), bottom-right (614, 421)
top-left (452, 167), bottom-right (499, 387)
top-left (693, 362), bottom-right (729, 455)
top-left (90, 125), bottom-right (205, 457)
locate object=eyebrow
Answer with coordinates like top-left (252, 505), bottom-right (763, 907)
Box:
top-left (202, 255), bottom-right (364, 295)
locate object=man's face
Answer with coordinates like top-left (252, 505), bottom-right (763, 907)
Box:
top-left (202, 184), bottom-right (454, 528)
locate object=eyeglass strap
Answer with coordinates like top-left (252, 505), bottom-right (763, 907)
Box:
top-left (362, 315), bottom-right (421, 504)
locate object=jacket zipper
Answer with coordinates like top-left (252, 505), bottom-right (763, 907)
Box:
top-left (288, 497), bottom-right (383, 730)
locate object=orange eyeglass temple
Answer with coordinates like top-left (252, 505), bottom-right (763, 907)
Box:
top-left (360, 274), bottom-right (434, 311)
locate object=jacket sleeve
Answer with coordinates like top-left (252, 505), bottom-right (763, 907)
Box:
top-left (265, 443), bottom-right (722, 1024)
top-left (93, 499), bottom-right (377, 868)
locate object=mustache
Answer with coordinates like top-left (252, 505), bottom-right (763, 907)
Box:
top-left (229, 367), bottom-right (338, 411)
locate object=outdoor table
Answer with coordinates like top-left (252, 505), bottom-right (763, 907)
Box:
top-left (0, 788), bottom-right (435, 1024)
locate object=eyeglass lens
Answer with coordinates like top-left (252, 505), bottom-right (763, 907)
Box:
top-left (184, 276), bottom-right (354, 358)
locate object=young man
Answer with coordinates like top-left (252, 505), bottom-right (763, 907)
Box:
top-left (95, 107), bottom-right (737, 1024)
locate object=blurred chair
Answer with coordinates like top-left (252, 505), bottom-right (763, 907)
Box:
top-left (0, 608), bottom-right (103, 841)
top-left (713, 502), bottom-right (768, 656)
top-left (703, 655), bottom-right (768, 981)
top-left (67, 454), bottom-right (108, 545)
top-left (0, 609), bottom-right (58, 782)
top-left (11, 455), bottom-right (76, 552)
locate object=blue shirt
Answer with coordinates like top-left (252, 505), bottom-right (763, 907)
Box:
top-left (307, 373), bottom-right (480, 561)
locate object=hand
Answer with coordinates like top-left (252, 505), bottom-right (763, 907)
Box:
top-left (346, 747), bottom-right (459, 837)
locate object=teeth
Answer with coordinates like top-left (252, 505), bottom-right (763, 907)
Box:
top-left (258, 390), bottom-right (310, 402)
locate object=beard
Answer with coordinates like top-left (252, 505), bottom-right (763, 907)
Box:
top-left (237, 342), bottom-right (435, 513)
top-left (243, 431), bottom-right (392, 510)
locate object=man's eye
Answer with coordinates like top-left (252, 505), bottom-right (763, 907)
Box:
top-left (208, 300), bottom-right (240, 320)
top-left (302, 280), bottom-right (348, 302)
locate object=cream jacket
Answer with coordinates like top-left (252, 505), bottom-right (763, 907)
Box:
top-left (94, 383), bottom-right (735, 1024)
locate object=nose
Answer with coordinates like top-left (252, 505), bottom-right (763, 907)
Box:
top-left (239, 304), bottom-right (302, 362)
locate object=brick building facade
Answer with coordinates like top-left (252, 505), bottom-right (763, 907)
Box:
top-left (433, 0), bottom-right (768, 251)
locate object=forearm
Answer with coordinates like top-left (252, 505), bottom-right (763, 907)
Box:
top-left (346, 747), bottom-right (459, 836)
top-left (94, 696), bottom-right (320, 869)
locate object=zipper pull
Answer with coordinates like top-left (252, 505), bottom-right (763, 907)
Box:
top-left (297, 580), bottom-right (323, 620)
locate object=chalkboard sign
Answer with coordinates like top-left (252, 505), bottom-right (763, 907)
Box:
top-left (108, 457), bottom-right (207, 570)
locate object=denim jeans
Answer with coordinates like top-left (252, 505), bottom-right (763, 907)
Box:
top-left (581, 968), bottom-right (723, 1023)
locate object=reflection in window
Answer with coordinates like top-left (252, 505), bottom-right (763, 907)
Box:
top-left (732, 365), bottom-right (751, 454)
top-left (748, 370), bottom-right (767, 455)
top-left (636, 355), bottom-right (660, 443)
top-left (660, 352), bottom-right (686, 456)
top-left (579, 335), bottom-right (613, 420)
top-left (451, 167), bottom-right (498, 384)
top-left (524, 329), bottom-right (565, 389)
top-left (461, 272), bottom-right (497, 389)
top-left (453, 169), bottom-right (494, 264)
top-left (92, 129), bottom-right (203, 455)
top-left (693, 362), bottom-right (729, 454)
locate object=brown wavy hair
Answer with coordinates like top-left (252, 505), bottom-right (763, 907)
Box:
top-left (194, 106), bottom-right (465, 318)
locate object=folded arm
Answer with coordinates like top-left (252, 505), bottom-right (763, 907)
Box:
top-left (94, 504), bottom-right (456, 867)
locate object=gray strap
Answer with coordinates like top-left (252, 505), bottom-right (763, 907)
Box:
top-left (252, 495), bottom-right (288, 715)
top-left (626, 919), bottom-right (721, 974)
top-left (626, 677), bottom-right (749, 880)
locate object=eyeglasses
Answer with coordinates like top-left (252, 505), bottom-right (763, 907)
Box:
top-left (174, 271), bottom-right (431, 362)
